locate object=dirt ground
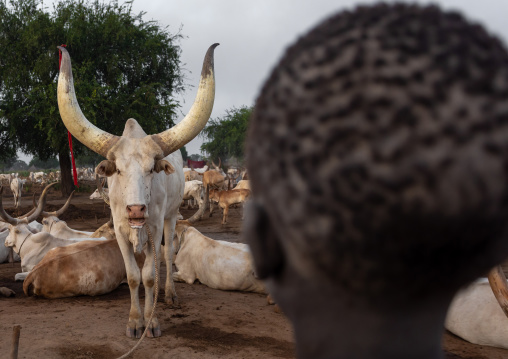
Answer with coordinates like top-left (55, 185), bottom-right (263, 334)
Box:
top-left (0, 182), bottom-right (507, 358)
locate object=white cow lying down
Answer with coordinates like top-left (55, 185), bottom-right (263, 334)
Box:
top-left (173, 221), bottom-right (266, 294)
top-left (445, 278), bottom-right (508, 349)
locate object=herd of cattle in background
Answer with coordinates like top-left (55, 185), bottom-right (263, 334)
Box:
top-left (0, 158), bottom-right (260, 295)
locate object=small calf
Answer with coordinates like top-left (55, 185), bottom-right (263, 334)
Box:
top-left (173, 221), bottom-right (265, 294)
top-left (209, 189), bottom-right (251, 224)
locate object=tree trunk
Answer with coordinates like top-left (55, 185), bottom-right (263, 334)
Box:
top-left (59, 148), bottom-right (75, 197)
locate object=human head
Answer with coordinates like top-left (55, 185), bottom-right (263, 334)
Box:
top-left (245, 3), bottom-right (508, 357)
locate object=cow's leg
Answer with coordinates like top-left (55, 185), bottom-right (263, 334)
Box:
top-left (117, 238), bottom-right (144, 338)
top-left (222, 205), bottom-right (229, 224)
top-left (163, 218), bottom-right (179, 307)
top-left (173, 270), bottom-right (196, 284)
top-left (142, 238), bottom-right (161, 338)
top-left (209, 201), bottom-right (214, 217)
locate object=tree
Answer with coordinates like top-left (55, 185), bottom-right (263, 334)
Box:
top-left (29, 156), bottom-right (59, 169)
top-left (180, 146), bottom-right (188, 162)
top-left (0, 0), bottom-right (184, 195)
top-left (200, 106), bottom-right (252, 163)
top-left (0, 154), bottom-right (17, 173)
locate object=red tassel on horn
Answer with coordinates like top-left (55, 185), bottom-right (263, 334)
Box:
top-left (58, 44), bottom-right (79, 188)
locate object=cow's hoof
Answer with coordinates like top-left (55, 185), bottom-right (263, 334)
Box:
top-left (126, 327), bottom-right (144, 339)
top-left (0, 287), bottom-right (15, 297)
top-left (146, 326), bottom-right (162, 338)
top-left (166, 296), bottom-right (181, 309)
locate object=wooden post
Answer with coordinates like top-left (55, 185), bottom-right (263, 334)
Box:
top-left (10, 324), bottom-right (21, 359)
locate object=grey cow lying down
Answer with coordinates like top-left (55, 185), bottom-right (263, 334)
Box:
top-left (173, 221), bottom-right (266, 294)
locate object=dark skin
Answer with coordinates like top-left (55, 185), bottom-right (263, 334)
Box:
top-left (245, 201), bottom-right (458, 359)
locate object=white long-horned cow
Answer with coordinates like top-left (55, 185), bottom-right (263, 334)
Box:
top-left (10, 177), bottom-right (23, 208)
top-left (37, 191), bottom-right (94, 239)
top-left (57, 43), bottom-right (218, 338)
top-left (173, 221), bottom-right (266, 294)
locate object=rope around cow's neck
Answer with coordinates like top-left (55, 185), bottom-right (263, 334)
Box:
top-left (116, 225), bottom-right (159, 359)
top-left (16, 232), bottom-right (32, 258)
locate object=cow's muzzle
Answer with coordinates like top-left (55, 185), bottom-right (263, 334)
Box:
top-left (127, 205), bottom-right (147, 228)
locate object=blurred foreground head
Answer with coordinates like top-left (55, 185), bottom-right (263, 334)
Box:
top-left (245, 3), bottom-right (508, 358)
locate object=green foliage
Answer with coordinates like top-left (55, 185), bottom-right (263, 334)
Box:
top-left (0, 0), bottom-right (185, 189)
top-left (17, 171), bottom-right (30, 178)
top-left (0, 155), bottom-right (17, 172)
top-left (75, 183), bottom-right (93, 193)
top-left (9, 159), bottom-right (28, 171)
top-left (74, 148), bottom-right (103, 168)
top-left (188, 153), bottom-right (203, 161)
top-left (200, 106), bottom-right (252, 163)
top-left (29, 156), bottom-right (59, 169)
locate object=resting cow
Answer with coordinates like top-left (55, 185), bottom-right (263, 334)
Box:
top-left (173, 221), bottom-right (265, 293)
top-left (0, 184), bottom-right (106, 280)
top-left (36, 190), bottom-right (94, 239)
top-left (445, 270), bottom-right (508, 350)
top-left (23, 239), bottom-right (126, 298)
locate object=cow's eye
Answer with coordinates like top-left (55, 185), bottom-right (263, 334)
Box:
top-left (116, 169), bottom-right (120, 175)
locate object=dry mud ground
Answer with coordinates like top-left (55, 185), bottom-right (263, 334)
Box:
top-left (0, 183), bottom-right (507, 358)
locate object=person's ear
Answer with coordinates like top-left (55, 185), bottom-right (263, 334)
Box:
top-left (243, 201), bottom-right (284, 279)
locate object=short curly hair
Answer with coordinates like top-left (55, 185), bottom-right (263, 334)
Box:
top-left (247, 3), bottom-right (508, 301)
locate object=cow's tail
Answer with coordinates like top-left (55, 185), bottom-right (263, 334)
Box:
top-left (22, 272), bottom-right (36, 297)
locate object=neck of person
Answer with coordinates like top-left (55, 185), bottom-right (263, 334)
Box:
top-left (269, 273), bottom-right (455, 359)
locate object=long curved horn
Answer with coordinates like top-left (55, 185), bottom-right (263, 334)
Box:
top-left (151, 43), bottom-right (219, 157)
top-left (57, 47), bottom-right (120, 158)
top-left (0, 187), bottom-right (20, 225)
top-left (26, 183), bottom-right (58, 223)
top-left (96, 174), bottom-right (110, 205)
top-left (488, 266), bottom-right (508, 318)
top-left (41, 190), bottom-right (75, 217)
top-left (0, 183), bottom-right (56, 225)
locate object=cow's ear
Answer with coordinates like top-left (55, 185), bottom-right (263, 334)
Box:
top-left (154, 159), bottom-right (175, 175)
top-left (95, 160), bottom-right (116, 177)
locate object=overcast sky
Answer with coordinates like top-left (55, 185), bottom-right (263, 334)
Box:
top-left (18, 0), bottom-right (508, 161)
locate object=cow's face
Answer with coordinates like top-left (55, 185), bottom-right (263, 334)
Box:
top-left (96, 137), bottom-right (174, 231)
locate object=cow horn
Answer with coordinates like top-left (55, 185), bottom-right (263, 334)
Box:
top-left (0, 183), bottom-right (56, 225)
top-left (151, 43), bottom-right (219, 157)
top-left (41, 190), bottom-right (75, 217)
top-left (0, 187), bottom-right (18, 225)
top-left (57, 47), bottom-right (120, 158)
top-left (488, 266), bottom-right (508, 318)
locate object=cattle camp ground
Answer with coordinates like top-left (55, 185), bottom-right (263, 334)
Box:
top-left (0, 180), bottom-right (508, 358)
